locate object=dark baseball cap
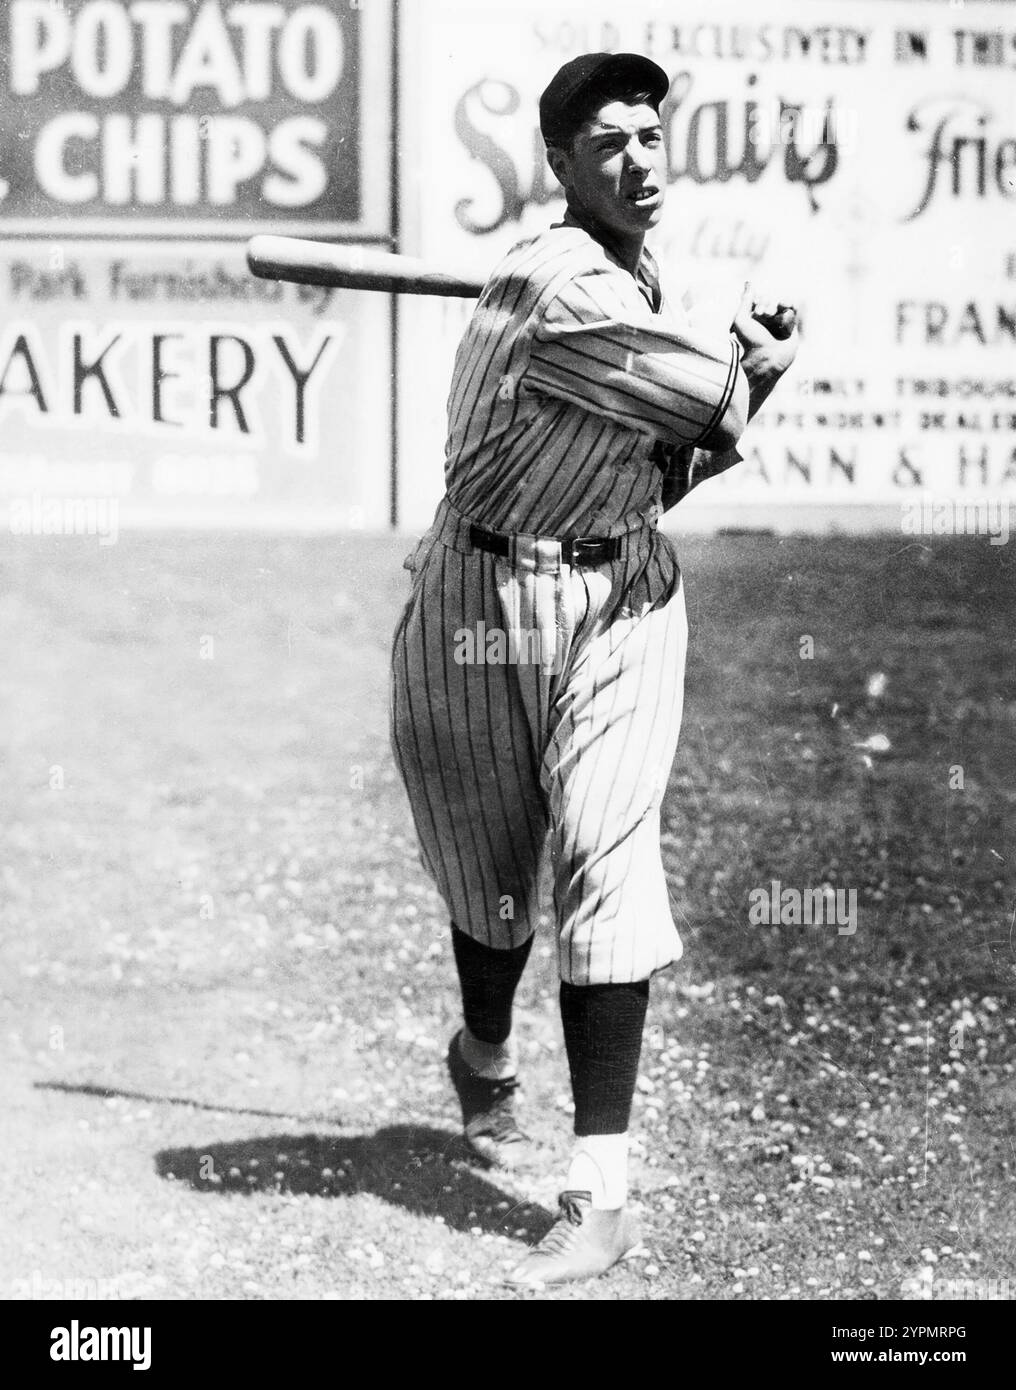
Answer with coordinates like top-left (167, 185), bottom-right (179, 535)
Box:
top-left (539, 52), bottom-right (670, 144)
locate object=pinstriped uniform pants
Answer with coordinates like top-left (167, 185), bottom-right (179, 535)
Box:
top-left (389, 499), bottom-right (688, 986)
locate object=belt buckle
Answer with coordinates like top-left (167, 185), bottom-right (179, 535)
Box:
top-left (511, 533), bottom-right (564, 575)
top-left (570, 536), bottom-right (602, 566)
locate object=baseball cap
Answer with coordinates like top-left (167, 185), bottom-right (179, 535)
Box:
top-left (539, 52), bottom-right (671, 145)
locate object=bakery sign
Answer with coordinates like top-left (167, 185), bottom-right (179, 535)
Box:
top-left (0, 0), bottom-right (392, 236)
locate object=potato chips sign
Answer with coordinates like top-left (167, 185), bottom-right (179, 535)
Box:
top-left (0, 0), bottom-right (391, 235)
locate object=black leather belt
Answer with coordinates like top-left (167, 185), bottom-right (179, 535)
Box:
top-left (468, 523), bottom-right (622, 566)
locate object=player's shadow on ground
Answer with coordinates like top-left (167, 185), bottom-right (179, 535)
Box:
top-left (155, 1125), bottom-right (551, 1243)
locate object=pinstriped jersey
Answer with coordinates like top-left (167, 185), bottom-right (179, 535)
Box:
top-left (442, 218), bottom-right (744, 540)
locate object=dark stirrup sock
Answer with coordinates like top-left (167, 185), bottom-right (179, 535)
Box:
top-left (450, 924), bottom-right (535, 1046)
top-left (559, 980), bottom-right (650, 1136)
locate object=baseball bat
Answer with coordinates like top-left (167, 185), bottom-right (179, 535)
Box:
top-left (249, 235), bottom-right (798, 340)
top-left (247, 235), bottom-right (486, 298)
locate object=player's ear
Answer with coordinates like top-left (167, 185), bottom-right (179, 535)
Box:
top-left (546, 143), bottom-right (572, 191)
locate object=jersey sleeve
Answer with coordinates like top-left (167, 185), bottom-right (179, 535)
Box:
top-left (524, 265), bottom-right (748, 450)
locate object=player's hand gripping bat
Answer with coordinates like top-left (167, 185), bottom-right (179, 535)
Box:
top-left (750, 301), bottom-right (798, 339)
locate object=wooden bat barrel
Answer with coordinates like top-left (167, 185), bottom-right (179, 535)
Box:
top-left (247, 236), bottom-right (486, 298)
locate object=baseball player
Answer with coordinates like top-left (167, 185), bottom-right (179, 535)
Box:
top-left (390, 52), bottom-right (799, 1287)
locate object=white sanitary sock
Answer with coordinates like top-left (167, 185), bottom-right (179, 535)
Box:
top-left (459, 1026), bottom-right (518, 1080)
top-left (566, 1133), bottom-right (630, 1209)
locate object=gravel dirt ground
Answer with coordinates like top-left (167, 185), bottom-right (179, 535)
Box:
top-left (2, 530), bottom-right (1014, 1301)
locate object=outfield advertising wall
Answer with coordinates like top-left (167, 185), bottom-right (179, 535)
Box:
top-left (397, 0), bottom-right (1016, 532)
top-left (1, 0), bottom-right (1013, 532)
top-left (0, 0), bottom-right (393, 529)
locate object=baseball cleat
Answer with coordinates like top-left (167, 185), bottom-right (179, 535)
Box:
top-left (505, 1190), bottom-right (641, 1288)
top-left (446, 1031), bottom-right (531, 1169)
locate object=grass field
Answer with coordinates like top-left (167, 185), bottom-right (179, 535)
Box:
top-left (1, 530), bottom-right (1014, 1302)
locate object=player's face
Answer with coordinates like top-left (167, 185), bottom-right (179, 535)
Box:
top-left (552, 101), bottom-right (667, 255)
